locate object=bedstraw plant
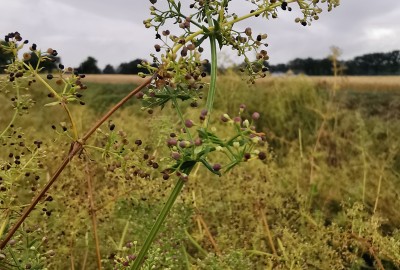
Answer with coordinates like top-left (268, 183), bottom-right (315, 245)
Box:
top-left (1, 0), bottom-right (341, 268)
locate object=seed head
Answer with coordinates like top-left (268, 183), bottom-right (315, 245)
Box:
top-left (23, 52), bottom-right (31, 61)
top-left (258, 152), bottom-right (267, 160)
top-left (167, 138), bottom-right (177, 146)
top-left (252, 112), bottom-right (260, 120)
top-left (245, 27), bottom-right (252, 37)
top-left (171, 152), bottom-right (181, 160)
top-left (185, 119), bottom-right (194, 128)
top-left (212, 163), bottom-right (222, 171)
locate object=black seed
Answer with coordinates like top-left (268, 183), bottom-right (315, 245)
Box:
top-left (135, 140), bottom-right (142, 146)
top-left (258, 152), bottom-right (267, 160)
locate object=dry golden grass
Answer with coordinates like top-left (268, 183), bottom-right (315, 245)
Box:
top-left (308, 75), bottom-right (400, 91)
top-left (84, 74), bottom-right (400, 92)
top-left (84, 74), bottom-right (147, 84)
top-left (2, 74), bottom-right (399, 91)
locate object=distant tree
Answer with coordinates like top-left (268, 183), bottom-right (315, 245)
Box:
top-left (117, 59), bottom-right (149, 74)
top-left (77, 56), bottom-right (101, 74)
top-left (346, 50), bottom-right (400, 75)
top-left (0, 40), bottom-right (13, 73)
top-left (103, 64), bottom-right (115, 74)
top-left (202, 61), bottom-right (211, 74)
top-left (269, 63), bottom-right (289, 73)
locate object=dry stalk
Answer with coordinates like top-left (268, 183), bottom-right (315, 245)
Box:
top-left (256, 201), bottom-right (277, 256)
top-left (197, 214), bottom-right (221, 256)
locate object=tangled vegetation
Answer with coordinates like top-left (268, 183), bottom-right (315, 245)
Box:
top-left (1, 0), bottom-right (400, 269)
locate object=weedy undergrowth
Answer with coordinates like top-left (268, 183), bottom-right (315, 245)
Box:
top-left (1, 0), bottom-right (380, 269)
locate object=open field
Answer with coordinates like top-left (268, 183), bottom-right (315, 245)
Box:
top-left (2, 73), bottom-right (399, 91)
top-left (1, 74), bottom-right (400, 269)
top-left (82, 74), bottom-right (400, 92)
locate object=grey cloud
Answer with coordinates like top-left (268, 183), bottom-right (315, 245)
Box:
top-left (1, 0), bottom-right (399, 68)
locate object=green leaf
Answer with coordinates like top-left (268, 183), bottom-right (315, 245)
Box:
top-left (224, 161), bottom-right (239, 173)
top-left (213, 19), bottom-right (224, 49)
top-left (197, 128), bottom-right (225, 146)
top-left (199, 158), bottom-right (221, 176)
top-left (180, 160), bottom-right (197, 170)
top-left (195, 36), bottom-right (207, 47)
top-left (201, 25), bottom-right (211, 35)
top-left (195, 146), bottom-right (213, 159)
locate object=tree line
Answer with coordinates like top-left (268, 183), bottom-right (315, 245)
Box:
top-left (266, 50), bottom-right (400, 75)
top-left (1, 42), bottom-right (399, 76)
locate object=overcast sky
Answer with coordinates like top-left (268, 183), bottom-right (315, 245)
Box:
top-left (1, 0), bottom-right (399, 69)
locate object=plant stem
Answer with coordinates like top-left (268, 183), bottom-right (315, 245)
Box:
top-left (205, 13), bottom-right (218, 128)
top-left (131, 176), bottom-right (189, 270)
top-left (172, 96), bottom-right (193, 142)
top-left (62, 103), bottom-right (79, 140)
top-left (0, 108), bottom-right (18, 138)
top-left (184, 229), bottom-right (208, 256)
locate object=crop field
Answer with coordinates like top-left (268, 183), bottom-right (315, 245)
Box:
top-left (82, 74), bottom-right (400, 92)
top-left (1, 73), bottom-right (400, 269)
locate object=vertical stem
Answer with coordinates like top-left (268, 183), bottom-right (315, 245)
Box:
top-left (172, 96), bottom-right (193, 142)
top-left (373, 175), bottom-right (382, 214)
top-left (62, 103), bottom-right (79, 140)
top-left (362, 149), bottom-right (367, 205)
top-left (205, 5), bottom-right (218, 128)
top-left (131, 177), bottom-right (188, 270)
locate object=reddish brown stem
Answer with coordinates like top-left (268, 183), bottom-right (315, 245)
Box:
top-left (0, 75), bottom-right (155, 250)
top-left (256, 201), bottom-right (277, 256)
top-left (197, 214), bottom-right (221, 256)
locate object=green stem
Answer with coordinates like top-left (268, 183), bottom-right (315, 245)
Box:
top-left (205, 18), bottom-right (218, 129)
top-left (0, 108), bottom-right (18, 138)
top-left (171, 95), bottom-right (193, 143)
top-left (201, 0), bottom-right (219, 128)
top-left (131, 175), bottom-right (190, 269)
top-left (184, 229), bottom-right (208, 256)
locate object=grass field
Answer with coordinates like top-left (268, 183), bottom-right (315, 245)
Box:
top-left (1, 74), bottom-right (400, 269)
top-left (82, 74), bottom-right (400, 92)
